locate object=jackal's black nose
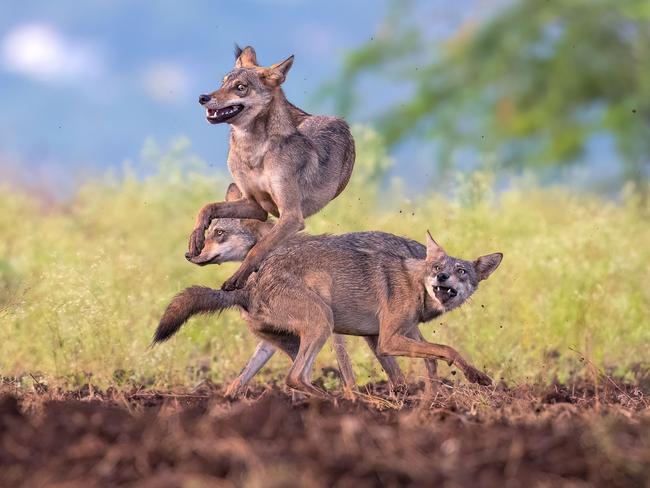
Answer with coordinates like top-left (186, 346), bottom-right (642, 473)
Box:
top-left (199, 94), bottom-right (211, 105)
top-left (437, 272), bottom-right (449, 282)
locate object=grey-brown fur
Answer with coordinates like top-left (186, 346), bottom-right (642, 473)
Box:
top-left (187, 211), bottom-right (422, 396)
top-left (181, 187), bottom-right (370, 397)
top-left (156, 220), bottom-right (502, 396)
top-left (187, 45), bottom-right (355, 291)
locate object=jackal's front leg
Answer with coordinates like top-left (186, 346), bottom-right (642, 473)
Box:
top-left (378, 316), bottom-right (492, 387)
top-left (380, 333), bottom-right (491, 386)
top-left (222, 209), bottom-right (304, 290)
top-left (186, 199), bottom-right (267, 258)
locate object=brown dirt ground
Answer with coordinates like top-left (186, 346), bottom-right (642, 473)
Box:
top-left (1, 378), bottom-right (649, 487)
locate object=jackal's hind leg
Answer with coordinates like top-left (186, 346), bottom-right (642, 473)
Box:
top-left (332, 334), bottom-right (357, 398)
top-left (225, 341), bottom-right (276, 399)
top-left (285, 296), bottom-right (333, 398)
top-left (227, 327), bottom-right (300, 398)
top-left (286, 327), bottom-right (331, 398)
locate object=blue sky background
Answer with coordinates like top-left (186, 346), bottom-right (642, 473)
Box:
top-left (1, 0), bottom-right (617, 196)
top-left (0, 0), bottom-right (504, 196)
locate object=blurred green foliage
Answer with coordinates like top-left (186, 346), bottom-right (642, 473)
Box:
top-left (0, 128), bottom-right (648, 389)
top-left (326, 0), bottom-right (650, 186)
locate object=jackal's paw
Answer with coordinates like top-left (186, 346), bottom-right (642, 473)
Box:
top-left (221, 277), bottom-right (237, 291)
top-left (465, 367), bottom-right (492, 386)
top-left (390, 382), bottom-right (409, 396)
top-left (224, 379), bottom-right (244, 399)
top-left (221, 271), bottom-right (248, 291)
top-left (341, 387), bottom-right (358, 401)
top-left (286, 379), bottom-right (327, 399)
top-left (187, 228), bottom-right (205, 258)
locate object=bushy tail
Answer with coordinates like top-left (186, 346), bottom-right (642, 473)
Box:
top-left (152, 286), bottom-right (247, 345)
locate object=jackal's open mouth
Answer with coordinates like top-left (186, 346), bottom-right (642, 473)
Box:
top-left (206, 105), bottom-right (244, 124)
top-left (433, 285), bottom-right (458, 303)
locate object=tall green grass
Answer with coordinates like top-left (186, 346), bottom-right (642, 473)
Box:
top-left (1, 128), bottom-right (649, 388)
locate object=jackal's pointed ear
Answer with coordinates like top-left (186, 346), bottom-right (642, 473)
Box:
top-left (225, 183), bottom-right (242, 202)
top-left (271, 55), bottom-right (294, 78)
top-left (474, 253), bottom-right (503, 281)
top-left (242, 219), bottom-right (274, 241)
top-left (235, 45), bottom-right (258, 68)
top-left (261, 55), bottom-right (294, 87)
top-left (425, 231), bottom-right (445, 262)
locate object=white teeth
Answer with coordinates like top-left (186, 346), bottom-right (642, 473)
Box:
top-left (447, 288), bottom-right (452, 294)
top-left (207, 107), bottom-right (237, 118)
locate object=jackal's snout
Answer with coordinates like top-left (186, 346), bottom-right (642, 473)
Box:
top-left (185, 248), bottom-right (220, 266)
top-left (184, 251), bottom-right (202, 263)
top-left (436, 272), bottom-right (450, 282)
top-left (199, 94), bottom-right (211, 105)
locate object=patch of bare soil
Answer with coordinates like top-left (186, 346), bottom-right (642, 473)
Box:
top-left (0, 380), bottom-right (648, 487)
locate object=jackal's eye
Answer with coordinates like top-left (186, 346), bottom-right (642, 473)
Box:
top-left (236, 83), bottom-right (246, 92)
top-left (457, 268), bottom-right (466, 275)
top-left (434, 264), bottom-right (441, 272)
top-left (216, 229), bottom-right (224, 236)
